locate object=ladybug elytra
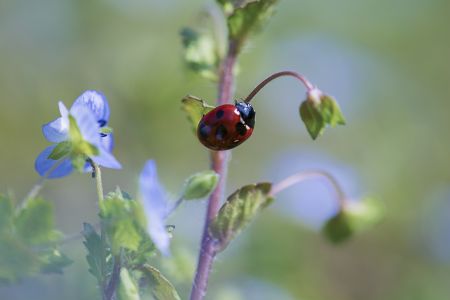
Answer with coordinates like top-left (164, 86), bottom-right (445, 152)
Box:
top-left (197, 101), bottom-right (256, 151)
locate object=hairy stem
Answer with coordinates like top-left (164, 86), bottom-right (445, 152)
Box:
top-left (244, 70), bottom-right (315, 103)
top-left (190, 42), bottom-right (238, 300)
top-left (270, 170), bottom-right (348, 210)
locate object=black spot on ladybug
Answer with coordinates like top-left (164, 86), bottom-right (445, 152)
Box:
top-left (215, 109), bottom-right (224, 119)
top-left (198, 122), bottom-right (211, 139)
top-left (235, 122), bottom-right (247, 136)
top-left (216, 124), bottom-right (227, 140)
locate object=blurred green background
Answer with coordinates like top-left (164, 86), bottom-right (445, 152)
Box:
top-left (1, 0), bottom-right (450, 299)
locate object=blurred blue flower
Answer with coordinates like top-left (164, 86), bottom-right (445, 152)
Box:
top-left (139, 160), bottom-right (170, 256)
top-left (35, 90), bottom-right (121, 178)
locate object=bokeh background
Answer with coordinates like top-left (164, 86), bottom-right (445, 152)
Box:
top-left (1, 0), bottom-right (450, 299)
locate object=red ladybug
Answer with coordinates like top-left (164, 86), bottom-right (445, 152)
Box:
top-left (197, 101), bottom-right (256, 151)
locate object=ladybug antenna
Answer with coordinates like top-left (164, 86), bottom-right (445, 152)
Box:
top-left (243, 71), bottom-right (315, 103)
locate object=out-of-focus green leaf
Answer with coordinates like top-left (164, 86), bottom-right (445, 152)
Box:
top-left (300, 91), bottom-right (346, 140)
top-left (82, 222), bottom-right (110, 284)
top-left (15, 198), bottom-right (56, 245)
top-left (323, 198), bottom-right (384, 244)
top-left (48, 141), bottom-right (72, 160)
top-left (0, 233), bottom-right (39, 283)
top-left (182, 170), bottom-right (219, 200)
top-left (209, 182), bottom-right (273, 251)
top-left (118, 268), bottom-right (141, 300)
top-left (39, 248), bottom-right (73, 274)
top-left (180, 27), bottom-right (221, 80)
top-left (141, 265), bottom-right (181, 300)
top-left (227, 0), bottom-right (279, 52)
top-left (181, 95), bottom-right (215, 133)
top-left (100, 198), bottom-right (142, 254)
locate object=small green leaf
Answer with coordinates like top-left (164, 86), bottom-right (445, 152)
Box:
top-left (100, 197), bottom-right (143, 254)
top-left (141, 265), bottom-right (181, 300)
top-left (15, 198), bottom-right (55, 245)
top-left (182, 171), bottom-right (219, 200)
top-left (0, 233), bottom-right (39, 282)
top-left (69, 115), bottom-right (99, 158)
top-left (322, 198), bottom-right (383, 244)
top-left (48, 141), bottom-right (73, 160)
top-left (227, 0), bottom-right (279, 52)
top-left (39, 248), bottom-right (73, 274)
top-left (181, 95), bottom-right (215, 133)
top-left (82, 222), bottom-right (110, 284)
top-left (69, 115), bottom-right (83, 143)
top-left (300, 91), bottom-right (346, 140)
top-left (180, 27), bottom-right (221, 80)
top-left (299, 100), bottom-right (324, 140)
top-left (118, 268), bottom-right (141, 300)
top-left (209, 182), bottom-right (273, 251)
top-left (72, 154), bottom-right (88, 172)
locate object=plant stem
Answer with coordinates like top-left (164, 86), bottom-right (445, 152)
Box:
top-left (243, 70), bottom-right (315, 103)
top-left (93, 163), bottom-right (104, 202)
top-left (270, 170), bottom-right (348, 210)
top-left (190, 42), bottom-right (238, 300)
top-left (19, 158), bottom-right (66, 210)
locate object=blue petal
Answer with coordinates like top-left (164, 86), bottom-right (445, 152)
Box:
top-left (41, 102), bottom-right (70, 143)
top-left (139, 160), bottom-right (170, 255)
top-left (91, 146), bottom-right (122, 169)
top-left (101, 133), bottom-right (114, 152)
top-left (70, 104), bottom-right (100, 146)
top-left (35, 145), bottom-right (73, 178)
top-left (71, 90), bottom-right (110, 126)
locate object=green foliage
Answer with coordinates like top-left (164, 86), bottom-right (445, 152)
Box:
top-left (0, 195), bottom-right (71, 283)
top-left (118, 268), bottom-right (141, 300)
top-left (180, 27), bottom-right (221, 80)
top-left (300, 91), bottom-right (346, 139)
top-left (100, 191), bottom-right (147, 254)
top-left (226, 0), bottom-right (279, 52)
top-left (82, 222), bottom-right (111, 285)
top-left (141, 265), bottom-right (181, 300)
top-left (209, 183), bottom-right (273, 251)
top-left (181, 95), bottom-right (215, 132)
top-left (182, 170), bottom-right (219, 200)
top-left (15, 198), bottom-right (60, 245)
top-left (322, 198), bottom-right (383, 244)
top-left (48, 141), bottom-right (72, 160)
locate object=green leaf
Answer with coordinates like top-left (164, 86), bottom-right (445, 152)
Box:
top-left (0, 233), bottom-right (39, 282)
top-left (118, 268), bottom-right (141, 300)
top-left (141, 265), bottom-right (181, 300)
top-left (39, 248), bottom-right (73, 274)
top-left (0, 194), bottom-right (13, 231)
top-left (227, 0), bottom-right (279, 52)
top-left (323, 198), bottom-right (383, 244)
top-left (82, 222), bottom-right (110, 284)
top-left (182, 171), bottom-right (219, 200)
top-left (48, 141), bottom-right (73, 160)
top-left (180, 27), bottom-right (221, 80)
top-left (100, 197), bottom-right (143, 254)
top-left (181, 95), bottom-right (215, 133)
top-left (300, 91), bottom-right (346, 140)
top-left (209, 182), bottom-right (273, 251)
top-left (15, 198), bottom-right (56, 245)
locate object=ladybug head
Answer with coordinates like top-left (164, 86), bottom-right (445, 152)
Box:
top-left (235, 101), bottom-right (256, 128)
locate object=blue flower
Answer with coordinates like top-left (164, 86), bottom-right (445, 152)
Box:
top-left (35, 90), bottom-right (121, 178)
top-left (139, 160), bottom-right (171, 256)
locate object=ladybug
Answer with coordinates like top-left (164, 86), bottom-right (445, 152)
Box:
top-left (197, 101), bottom-right (256, 151)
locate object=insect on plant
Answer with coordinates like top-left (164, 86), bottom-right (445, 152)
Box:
top-left (0, 1), bottom-right (383, 300)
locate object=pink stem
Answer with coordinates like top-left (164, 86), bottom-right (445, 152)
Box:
top-left (189, 42), bottom-right (238, 300)
top-left (270, 170), bottom-right (347, 210)
top-left (244, 71), bottom-right (315, 103)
